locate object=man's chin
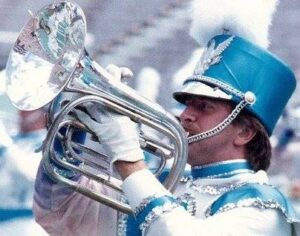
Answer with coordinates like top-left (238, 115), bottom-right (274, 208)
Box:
top-left (187, 148), bottom-right (198, 166)
top-left (186, 158), bottom-right (193, 166)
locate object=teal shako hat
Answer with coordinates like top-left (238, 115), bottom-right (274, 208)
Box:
top-left (174, 34), bottom-right (296, 135)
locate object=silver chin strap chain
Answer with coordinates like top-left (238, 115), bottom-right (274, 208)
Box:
top-left (187, 98), bottom-right (249, 144)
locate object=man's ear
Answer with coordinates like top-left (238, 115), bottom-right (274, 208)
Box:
top-left (234, 126), bottom-right (257, 146)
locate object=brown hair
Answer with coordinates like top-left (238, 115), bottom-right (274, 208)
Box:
top-left (232, 110), bottom-right (272, 171)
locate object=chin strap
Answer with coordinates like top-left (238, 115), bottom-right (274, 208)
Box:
top-left (187, 90), bottom-right (256, 144)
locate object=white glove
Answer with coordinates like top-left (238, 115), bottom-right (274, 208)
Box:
top-left (75, 65), bottom-right (144, 165)
top-left (105, 64), bottom-right (133, 83)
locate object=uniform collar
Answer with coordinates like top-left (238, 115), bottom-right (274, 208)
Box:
top-left (191, 159), bottom-right (254, 179)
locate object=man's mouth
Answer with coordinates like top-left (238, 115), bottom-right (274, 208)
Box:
top-left (186, 131), bottom-right (197, 138)
top-left (183, 127), bottom-right (197, 137)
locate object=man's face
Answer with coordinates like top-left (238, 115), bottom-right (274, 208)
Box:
top-left (180, 96), bottom-right (240, 166)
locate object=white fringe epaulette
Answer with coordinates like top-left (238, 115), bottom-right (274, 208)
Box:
top-left (189, 0), bottom-right (279, 49)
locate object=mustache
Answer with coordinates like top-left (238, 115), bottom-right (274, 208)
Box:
top-left (182, 127), bottom-right (198, 137)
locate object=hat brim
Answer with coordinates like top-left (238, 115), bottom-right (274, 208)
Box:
top-left (173, 80), bottom-right (232, 104)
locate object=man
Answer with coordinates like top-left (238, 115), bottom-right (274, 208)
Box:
top-left (33, 0), bottom-right (300, 235)
top-left (111, 33), bottom-right (299, 235)
top-left (34, 39), bottom-right (300, 235)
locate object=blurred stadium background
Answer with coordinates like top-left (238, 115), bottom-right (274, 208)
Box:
top-left (0, 0), bottom-right (300, 235)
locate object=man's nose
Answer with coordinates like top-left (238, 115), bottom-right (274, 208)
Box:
top-left (180, 107), bottom-right (197, 124)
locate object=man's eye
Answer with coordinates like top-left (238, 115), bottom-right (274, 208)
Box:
top-left (185, 100), bottom-right (193, 106)
top-left (197, 103), bottom-right (212, 111)
top-left (197, 104), bottom-right (206, 110)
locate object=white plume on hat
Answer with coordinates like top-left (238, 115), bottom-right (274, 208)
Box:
top-left (189, 0), bottom-right (279, 49)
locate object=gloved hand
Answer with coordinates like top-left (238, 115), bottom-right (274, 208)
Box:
top-left (105, 64), bottom-right (133, 82)
top-left (75, 64), bottom-right (144, 165)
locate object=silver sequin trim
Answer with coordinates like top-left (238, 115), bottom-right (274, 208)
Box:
top-left (187, 179), bottom-right (248, 196)
top-left (192, 159), bottom-right (249, 169)
top-left (188, 75), bottom-right (244, 98)
top-left (180, 175), bottom-right (193, 183)
top-left (176, 192), bottom-right (197, 216)
top-left (205, 197), bottom-right (300, 223)
top-left (134, 194), bottom-right (166, 217)
top-left (192, 169), bottom-right (254, 179)
top-left (140, 202), bottom-right (180, 236)
top-left (118, 193), bottom-right (196, 235)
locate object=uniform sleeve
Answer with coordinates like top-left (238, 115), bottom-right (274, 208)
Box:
top-left (122, 169), bottom-right (291, 236)
top-left (33, 163), bottom-right (119, 236)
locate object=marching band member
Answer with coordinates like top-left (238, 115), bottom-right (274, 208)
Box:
top-left (33, 0), bottom-right (300, 235)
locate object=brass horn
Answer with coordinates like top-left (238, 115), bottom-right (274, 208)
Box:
top-left (4, 1), bottom-right (188, 214)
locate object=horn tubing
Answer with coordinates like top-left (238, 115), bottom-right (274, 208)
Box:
top-left (64, 55), bottom-right (188, 190)
top-left (43, 94), bottom-right (188, 213)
